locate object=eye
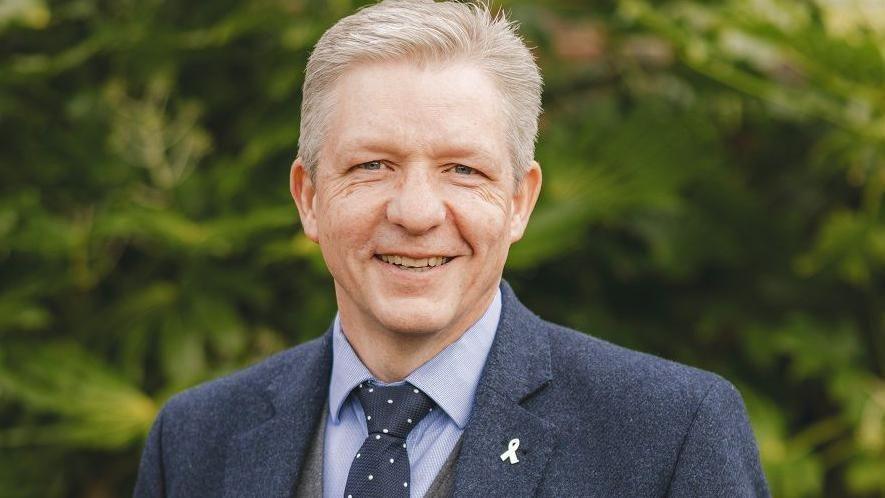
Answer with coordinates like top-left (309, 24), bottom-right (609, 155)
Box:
top-left (451, 164), bottom-right (475, 175)
top-left (351, 160), bottom-right (388, 171)
top-left (358, 160), bottom-right (384, 171)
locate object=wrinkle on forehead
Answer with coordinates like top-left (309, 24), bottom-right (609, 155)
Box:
top-left (321, 59), bottom-right (508, 171)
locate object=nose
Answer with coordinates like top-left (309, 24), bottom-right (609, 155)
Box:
top-left (386, 169), bottom-right (447, 234)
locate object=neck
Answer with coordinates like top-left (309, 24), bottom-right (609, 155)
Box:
top-left (344, 329), bottom-right (452, 382)
top-left (337, 291), bottom-right (496, 383)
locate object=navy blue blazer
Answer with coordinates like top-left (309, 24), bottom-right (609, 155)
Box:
top-left (134, 282), bottom-right (769, 497)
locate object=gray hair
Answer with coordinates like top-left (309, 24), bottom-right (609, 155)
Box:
top-left (298, 0), bottom-right (542, 182)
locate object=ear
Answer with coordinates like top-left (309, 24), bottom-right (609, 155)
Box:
top-left (290, 157), bottom-right (319, 242)
top-left (509, 160), bottom-right (542, 243)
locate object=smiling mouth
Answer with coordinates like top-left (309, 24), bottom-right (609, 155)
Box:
top-left (376, 254), bottom-right (454, 271)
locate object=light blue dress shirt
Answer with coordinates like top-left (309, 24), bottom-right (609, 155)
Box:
top-left (323, 288), bottom-right (502, 498)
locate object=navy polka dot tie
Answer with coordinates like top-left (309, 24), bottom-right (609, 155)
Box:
top-left (343, 381), bottom-right (435, 498)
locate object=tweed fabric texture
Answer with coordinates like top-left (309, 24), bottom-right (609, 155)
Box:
top-left (344, 382), bottom-right (434, 497)
top-left (293, 405), bottom-right (325, 498)
top-left (134, 281), bottom-right (769, 497)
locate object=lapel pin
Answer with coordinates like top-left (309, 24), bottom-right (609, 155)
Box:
top-left (500, 438), bottom-right (520, 464)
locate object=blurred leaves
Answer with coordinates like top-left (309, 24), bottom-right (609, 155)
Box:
top-left (0, 0), bottom-right (50, 31)
top-left (0, 342), bottom-right (156, 448)
top-left (1, 0), bottom-right (884, 496)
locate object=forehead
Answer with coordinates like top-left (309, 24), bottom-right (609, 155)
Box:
top-left (323, 60), bottom-right (509, 165)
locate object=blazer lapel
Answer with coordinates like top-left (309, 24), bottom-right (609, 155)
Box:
top-left (223, 330), bottom-right (332, 498)
top-left (453, 282), bottom-right (558, 497)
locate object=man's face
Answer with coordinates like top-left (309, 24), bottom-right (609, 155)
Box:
top-left (291, 60), bottom-right (541, 341)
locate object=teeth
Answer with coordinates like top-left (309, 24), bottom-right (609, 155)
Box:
top-left (380, 254), bottom-right (450, 268)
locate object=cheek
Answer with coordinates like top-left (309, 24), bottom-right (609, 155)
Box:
top-left (316, 190), bottom-right (385, 250)
top-left (447, 188), bottom-right (513, 246)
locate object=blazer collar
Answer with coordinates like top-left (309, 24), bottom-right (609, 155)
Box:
top-left (475, 281), bottom-right (553, 402)
top-left (223, 328), bottom-right (333, 498)
top-left (452, 280), bottom-right (558, 496)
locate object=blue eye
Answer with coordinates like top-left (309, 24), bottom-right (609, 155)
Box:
top-left (359, 161), bottom-right (383, 170)
top-left (452, 164), bottom-right (475, 175)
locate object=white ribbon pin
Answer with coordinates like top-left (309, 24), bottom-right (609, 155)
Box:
top-left (500, 438), bottom-right (520, 464)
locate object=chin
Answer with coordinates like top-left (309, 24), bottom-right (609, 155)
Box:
top-left (373, 302), bottom-right (454, 336)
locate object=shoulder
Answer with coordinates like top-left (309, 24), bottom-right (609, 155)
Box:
top-left (528, 321), bottom-right (768, 494)
top-left (543, 320), bottom-right (733, 407)
top-left (529, 317), bottom-right (752, 461)
top-left (500, 282), bottom-right (733, 409)
top-left (160, 334), bottom-right (328, 433)
top-left (135, 334), bottom-right (330, 497)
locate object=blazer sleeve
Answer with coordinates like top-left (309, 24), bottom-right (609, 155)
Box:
top-left (666, 379), bottom-right (770, 497)
top-left (133, 407), bottom-right (167, 498)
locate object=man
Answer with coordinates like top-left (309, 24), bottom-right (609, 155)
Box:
top-left (134, 1), bottom-right (769, 496)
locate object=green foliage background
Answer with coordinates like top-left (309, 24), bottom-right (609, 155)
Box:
top-left (2, 0), bottom-right (884, 496)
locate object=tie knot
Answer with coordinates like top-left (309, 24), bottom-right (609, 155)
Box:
top-left (354, 381), bottom-right (435, 439)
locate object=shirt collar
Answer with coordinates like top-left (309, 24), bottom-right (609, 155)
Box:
top-left (327, 287), bottom-right (502, 429)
